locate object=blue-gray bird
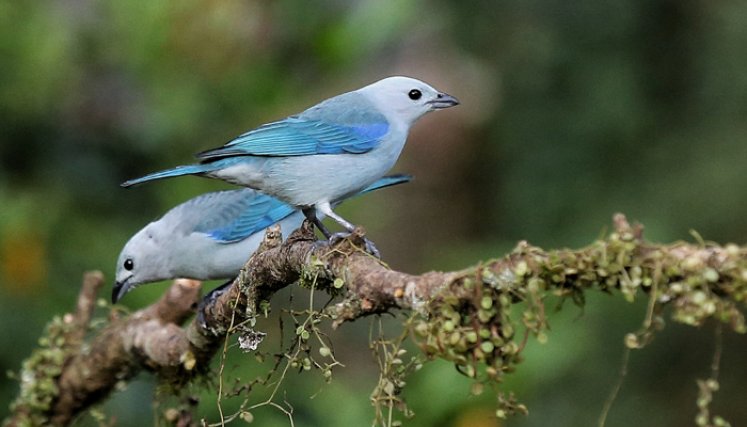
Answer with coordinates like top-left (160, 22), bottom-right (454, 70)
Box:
top-left (113, 175), bottom-right (411, 303)
top-left (121, 76), bottom-right (457, 248)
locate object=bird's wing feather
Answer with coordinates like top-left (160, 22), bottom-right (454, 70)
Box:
top-left (197, 93), bottom-right (389, 159)
top-left (187, 190), bottom-right (296, 243)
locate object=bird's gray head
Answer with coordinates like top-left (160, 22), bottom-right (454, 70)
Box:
top-left (357, 76), bottom-right (459, 126)
top-left (113, 223), bottom-right (171, 303)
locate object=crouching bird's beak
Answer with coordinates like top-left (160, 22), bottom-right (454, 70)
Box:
top-left (428, 92), bottom-right (460, 109)
top-left (112, 278), bottom-right (133, 304)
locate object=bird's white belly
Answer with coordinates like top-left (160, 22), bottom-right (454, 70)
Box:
top-left (265, 153), bottom-right (396, 206)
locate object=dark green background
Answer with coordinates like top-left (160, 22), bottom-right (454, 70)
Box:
top-left (2, 1), bottom-right (747, 425)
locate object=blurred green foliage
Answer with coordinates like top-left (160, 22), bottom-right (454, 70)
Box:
top-left (2, 0), bottom-right (747, 425)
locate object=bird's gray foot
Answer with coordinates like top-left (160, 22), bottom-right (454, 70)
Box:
top-left (197, 278), bottom-right (234, 330)
top-left (302, 207), bottom-right (332, 239)
top-left (328, 231), bottom-right (381, 258)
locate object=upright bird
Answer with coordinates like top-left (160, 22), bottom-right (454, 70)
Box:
top-left (113, 174), bottom-right (411, 303)
top-left (121, 76), bottom-right (458, 251)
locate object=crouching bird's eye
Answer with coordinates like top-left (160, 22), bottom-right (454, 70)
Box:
top-left (124, 258), bottom-right (134, 271)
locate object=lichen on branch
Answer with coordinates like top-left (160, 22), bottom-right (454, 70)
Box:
top-left (402, 214), bottom-right (747, 418)
top-left (5, 214), bottom-right (747, 426)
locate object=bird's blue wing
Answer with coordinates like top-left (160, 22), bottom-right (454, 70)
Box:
top-left (190, 174), bottom-right (412, 243)
top-left (193, 191), bottom-right (296, 243)
top-left (197, 93), bottom-right (389, 159)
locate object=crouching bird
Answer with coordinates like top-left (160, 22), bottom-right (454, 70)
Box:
top-left (113, 175), bottom-right (411, 303)
top-left (121, 76), bottom-right (458, 254)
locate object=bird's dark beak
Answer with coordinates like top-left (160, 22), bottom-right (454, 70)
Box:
top-left (428, 92), bottom-right (460, 109)
top-left (112, 278), bottom-right (133, 304)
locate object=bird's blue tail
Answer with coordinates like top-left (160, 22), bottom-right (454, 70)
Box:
top-left (121, 164), bottom-right (214, 188)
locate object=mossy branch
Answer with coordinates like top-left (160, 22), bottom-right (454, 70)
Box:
top-left (5, 214), bottom-right (747, 426)
top-left (5, 277), bottom-right (202, 427)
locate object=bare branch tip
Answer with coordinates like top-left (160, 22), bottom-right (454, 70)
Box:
top-left (289, 220), bottom-right (318, 242)
top-left (173, 278), bottom-right (202, 291)
top-left (612, 213), bottom-right (630, 231)
top-left (82, 270), bottom-right (105, 289)
top-left (152, 280), bottom-right (202, 324)
top-left (612, 213), bottom-right (644, 240)
top-left (353, 226), bottom-right (367, 237)
top-left (257, 224), bottom-right (284, 253)
top-left (70, 271), bottom-right (106, 337)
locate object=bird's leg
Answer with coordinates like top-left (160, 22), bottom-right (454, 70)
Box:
top-left (197, 278), bottom-right (235, 330)
top-left (316, 202), bottom-right (381, 258)
top-left (302, 206), bottom-right (332, 239)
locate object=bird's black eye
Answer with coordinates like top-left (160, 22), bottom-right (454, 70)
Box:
top-left (408, 89), bottom-right (422, 100)
top-left (124, 258), bottom-right (134, 271)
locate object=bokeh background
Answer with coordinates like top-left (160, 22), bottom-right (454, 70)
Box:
top-left (3, 0), bottom-right (747, 425)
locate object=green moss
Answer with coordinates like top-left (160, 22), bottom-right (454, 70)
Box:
top-left (406, 223), bottom-right (747, 418)
top-left (6, 316), bottom-right (76, 426)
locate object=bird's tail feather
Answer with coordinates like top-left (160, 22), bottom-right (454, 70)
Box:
top-left (121, 164), bottom-right (214, 188)
top-left (359, 174), bottom-right (413, 195)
